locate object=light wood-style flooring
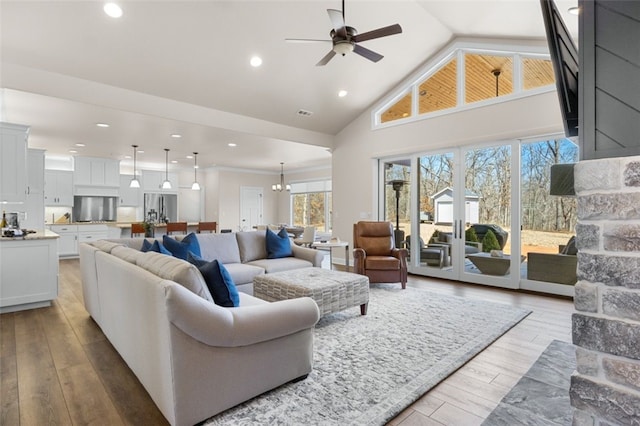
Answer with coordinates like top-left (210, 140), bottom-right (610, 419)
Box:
top-left (0, 259), bottom-right (574, 425)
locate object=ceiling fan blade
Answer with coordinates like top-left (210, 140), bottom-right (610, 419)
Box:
top-left (285, 38), bottom-right (332, 43)
top-left (352, 23), bottom-right (402, 43)
top-left (316, 50), bottom-right (337, 66)
top-left (353, 44), bottom-right (383, 63)
top-left (327, 9), bottom-right (347, 38)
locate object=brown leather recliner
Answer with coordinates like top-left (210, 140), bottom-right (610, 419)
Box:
top-left (353, 221), bottom-right (408, 289)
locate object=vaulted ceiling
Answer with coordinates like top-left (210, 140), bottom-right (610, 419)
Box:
top-left (0, 1), bottom-right (578, 173)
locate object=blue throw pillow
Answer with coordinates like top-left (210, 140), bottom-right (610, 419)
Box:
top-left (187, 252), bottom-right (240, 307)
top-left (141, 239), bottom-right (171, 255)
top-left (163, 232), bottom-right (201, 260)
top-left (265, 227), bottom-right (292, 259)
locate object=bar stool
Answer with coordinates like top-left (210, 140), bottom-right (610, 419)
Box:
top-left (166, 222), bottom-right (188, 235)
top-left (131, 223), bottom-right (145, 237)
top-left (197, 221), bottom-right (217, 233)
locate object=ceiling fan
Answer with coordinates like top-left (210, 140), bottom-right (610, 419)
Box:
top-left (286, 0), bottom-right (402, 66)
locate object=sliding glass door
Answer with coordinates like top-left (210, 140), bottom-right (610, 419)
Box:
top-left (459, 143), bottom-right (520, 289)
top-left (380, 135), bottom-right (575, 293)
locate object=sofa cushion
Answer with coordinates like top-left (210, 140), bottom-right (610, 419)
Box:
top-left (163, 233), bottom-right (201, 260)
top-left (136, 251), bottom-right (213, 302)
top-left (191, 233), bottom-right (241, 264)
top-left (91, 240), bottom-right (123, 253)
top-left (246, 257), bottom-right (313, 274)
top-left (265, 228), bottom-right (292, 259)
top-left (187, 253), bottom-right (240, 307)
top-left (222, 263), bottom-right (265, 286)
top-left (236, 231), bottom-right (268, 263)
top-left (142, 239), bottom-right (172, 255)
top-left (111, 245), bottom-right (144, 264)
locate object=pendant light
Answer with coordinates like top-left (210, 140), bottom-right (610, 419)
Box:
top-left (492, 69), bottom-right (501, 97)
top-left (162, 148), bottom-right (172, 189)
top-left (129, 144), bottom-right (140, 188)
top-left (191, 152), bottom-right (201, 190)
top-left (272, 162), bottom-right (291, 192)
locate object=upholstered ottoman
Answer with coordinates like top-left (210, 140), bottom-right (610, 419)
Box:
top-left (253, 267), bottom-right (370, 316)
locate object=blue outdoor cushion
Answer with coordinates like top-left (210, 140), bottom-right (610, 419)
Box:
top-left (187, 252), bottom-right (240, 307)
top-left (163, 232), bottom-right (201, 260)
top-left (265, 227), bottom-right (292, 259)
top-left (141, 239), bottom-right (171, 255)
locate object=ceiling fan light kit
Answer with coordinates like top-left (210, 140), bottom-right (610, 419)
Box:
top-left (286, 0), bottom-right (402, 66)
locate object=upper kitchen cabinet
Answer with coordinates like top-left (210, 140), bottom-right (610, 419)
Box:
top-left (74, 157), bottom-right (120, 188)
top-left (45, 170), bottom-right (74, 206)
top-left (0, 123), bottom-right (28, 203)
top-left (119, 174), bottom-right (141, 206)
top-left (142, 170), bottom-right (179, 193)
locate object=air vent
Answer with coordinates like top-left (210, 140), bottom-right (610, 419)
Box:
top-left (297, 109), bottom-right (313, 117)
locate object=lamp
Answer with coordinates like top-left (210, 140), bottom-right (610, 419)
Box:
top-left (162, 148), bottom-right (172, 189)
top-left (272, 162), bottom-right (291, 192)
top-left (387, 179), bottom-right (408, 249)
top-left (191, 152), bottom-right (200, 190)
top-left (129, 144), bottom-right (140, 188)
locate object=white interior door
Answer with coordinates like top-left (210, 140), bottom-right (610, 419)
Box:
top-left (240, 186), bottom-right (263, 231)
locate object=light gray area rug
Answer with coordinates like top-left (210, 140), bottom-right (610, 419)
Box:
top-left (206, 284), bottom-right (531, 426)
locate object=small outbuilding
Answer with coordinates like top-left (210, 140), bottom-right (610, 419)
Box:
top-left (430, 187), bottom-right (480, 224)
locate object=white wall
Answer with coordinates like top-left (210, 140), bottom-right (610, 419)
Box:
top-left (331, 91), bottom-right (566, 245)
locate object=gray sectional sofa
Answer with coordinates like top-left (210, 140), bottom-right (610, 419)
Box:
top-left (78, 231), bottom-right (324, 425)
top-left (106, 230), bottom-right (325, 294)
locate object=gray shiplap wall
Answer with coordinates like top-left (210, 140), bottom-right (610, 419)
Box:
top-left (580, 0), bottom-right (640, 159)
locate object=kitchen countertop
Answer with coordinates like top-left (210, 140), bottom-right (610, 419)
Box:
top-left (0, 229), bottom-right (60, 241)
top-left (114, 222), bottom-right (200, 229)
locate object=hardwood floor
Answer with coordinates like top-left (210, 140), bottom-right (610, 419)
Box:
top-left (0, 259), bottom-right (574, 425)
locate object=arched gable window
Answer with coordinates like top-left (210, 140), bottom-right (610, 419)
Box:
top-left (375, 40), bottom-right (555, 127)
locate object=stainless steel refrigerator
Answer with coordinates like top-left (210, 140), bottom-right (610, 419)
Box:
top-left (144, 193), bottom-right (178, 223)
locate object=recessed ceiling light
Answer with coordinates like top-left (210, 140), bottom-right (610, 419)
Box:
top-left (69, 149), bottom-right (78, 153)
top-left (124, 155), bottom-right (132, 159)
top-left (338, 90), bottom-right (348, 97)
top-left (137, 150), bottom-right (144, 154)
top-left (171, 160), bottom-right (178, 164)
top-left (75, 143), bottom-right (86, 147)
top-left (250, 56), bottom-right (263, 67)
top-left (170, 133), bottom-right (182, 138)
top-left (186, 155), bottom-right (193, 159)
top-left (103, 3), bottom-right (123, 18)
top-left (96, 123), bottom-right (110, 128)
top-left (228, 143), bottom-right (237, 147)
top-left (568, 6), bottom-right (580, 15)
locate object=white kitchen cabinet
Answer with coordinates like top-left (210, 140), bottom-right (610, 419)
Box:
top-left (0, 233), bottom-right (59, 313)
top-left (2, 149), bottom-right (45, 230)
top-left (78, 224), bottom-right (108, 244)
top-left (45, 170), bottom-right (74, 206)
top-left (49, 224), bottom-right (78, 256)
top-left (24, 149), bottom-right (45, 229)
top-left (119, 174), bottom-right (141, 206)
top-left (27, 149), bottom-right (45, 195)
top-left (142, 170), bottom-right (179, 193)
top-left (74, 156), bottom-right (120, 187)
top-left (0, 123), bottom-right (28, 203)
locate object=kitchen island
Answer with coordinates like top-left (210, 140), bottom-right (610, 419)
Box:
top-left (0, 230), bottom-right (59, 313)
top-left (113, 222), bottom-right (200, 237)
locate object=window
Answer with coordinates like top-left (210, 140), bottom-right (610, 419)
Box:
top-left (381, 91), bottom-right (412, 123)
top-left (290, 180), bottom-right (332, 232)
top-left (465, 53), bottom-right (513, 103)
top-left (374, 41), bottom-right (555, 128)
top-left (418, 58), bottom-right (457, 115)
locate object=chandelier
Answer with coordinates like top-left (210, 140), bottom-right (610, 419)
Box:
top-left (272, 162), bottom-right (291, 192)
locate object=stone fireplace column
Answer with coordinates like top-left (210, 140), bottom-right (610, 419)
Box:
top-left (571, 157), bottom-right (640, 424)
